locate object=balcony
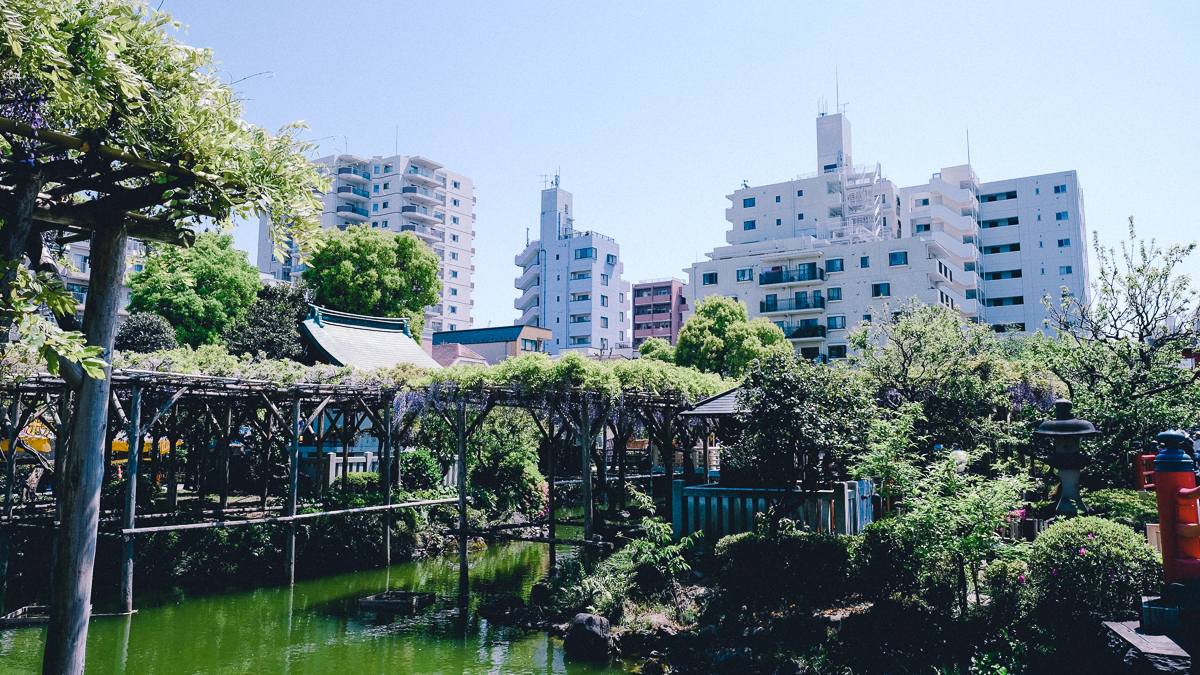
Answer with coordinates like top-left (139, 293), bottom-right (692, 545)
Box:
top-left (759, 297), bottom-right (825, 314)
top-left (405, 166), bottom-right (441, 188)
top-left (777, 324), bottom-right (827, 340)
top-left (514, 285), bottom-right (540, 311)
top-left (400, 223), bottom-right (443, 241)
top-left (517, 305), bottom-right (540, 326)
top-left (760, 267), bottom-right (824, 286)
top-left (336, 186), bottom-right (370, 202)
top-left (409, 156), bottom-right (444, 171)
top-left (401, 204), bottom-right (438, 224)
top-left (515, 263), bottom-right (541, 290)
top-left (335, 204), bottom-right (369, 221)
top-left (633, 294), bottom-right (656, 306)
top-left (401, 185), bottom-right (440, 206)
top-left (337, 167), bottom-right (371, 182)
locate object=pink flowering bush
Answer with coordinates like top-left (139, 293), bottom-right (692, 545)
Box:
top-left (1028, 516), bottom-right (1159, 624)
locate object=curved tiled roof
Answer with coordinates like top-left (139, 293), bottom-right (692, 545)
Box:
top-left (300, 306), bottom-right (441, 370)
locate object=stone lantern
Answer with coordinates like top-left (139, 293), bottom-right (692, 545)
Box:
top-left (1033, 399), bottom-right (1098, 517)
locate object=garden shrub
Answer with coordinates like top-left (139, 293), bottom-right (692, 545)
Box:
top-left (332, 471), bottom-right (379, 494)
top-left (850, 518), bottom-right (920, 599)
top-left (982, 558), bottom-right (1033, 625)
top-left (470, 456), bottom-right (547, 518)
top-left (1029, 516), bottom-right (1159, 624)
top-left (1084, 488), bottom-right (1158, 532)
top-left (715, 530), bottom-right (852, 609)
top-left (399, 448), bottom-right (442, 491)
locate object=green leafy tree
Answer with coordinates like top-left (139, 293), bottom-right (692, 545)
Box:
top-left (675, 295), bottom-right (790, 377)
top-left (302, 228), bottom-right (440, 339)
top-left (0, 3), bottom-right (327, 670)
top-left (849, 300), bottom-right (1058, 460)
top-left (114, 312), bottom-right (178, 354)
top-left (1044, 218), bottom-right (1200, 486)
top-left (127, 233), bottom-right (262, 347)
top-left (637, 336), bottom-right (675, 363)
top-left (897, 449), bottom-right (1032, 615)
top-left (721, 352), bottom-right (874, 539)
top-left (225, 280), bottom-right (309, 360)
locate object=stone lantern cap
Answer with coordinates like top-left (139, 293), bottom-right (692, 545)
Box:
top-left (1033, 399), bottom-right (1099, 438)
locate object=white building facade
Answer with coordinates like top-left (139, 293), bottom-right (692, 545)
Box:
top-left (257, 153), bottom-right (476, 340)
top-left (685, 113), bottom-right (1089, 360)
top-left (513, 183), bottom-right (632, 356)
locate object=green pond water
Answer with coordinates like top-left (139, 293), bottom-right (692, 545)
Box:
top-left (0, 540), bottom-right (629, 674)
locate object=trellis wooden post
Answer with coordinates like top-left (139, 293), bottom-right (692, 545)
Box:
top-left (285, 395), bottom-right (300, 585)
top-left (547, 423), bottom-right (556, 571)
top-left (219, 404), bottom-right (231, 512)
top-left (120, 384), bottom-right (142, 615)
top-left (382, 401), bottom-right (391, 567)
top-left (0, 393), bottom-right (19, 610)
top-left (456, 401), bottom-right (468, 601)
top-left (341, 408), bottom-right (352, 489)
top-left (581, 402), bottom-right (592, 541)
top-left (167, 417), bottom-right (179, 509)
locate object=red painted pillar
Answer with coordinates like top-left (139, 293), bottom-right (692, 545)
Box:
top-left (1154, 431), bottom-right (1200, 585)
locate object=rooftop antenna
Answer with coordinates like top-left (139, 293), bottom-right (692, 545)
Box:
top-left (538, 174), bottom-right (554, 189)
top-left (966, 128), bottom-right (971, 166)
top-left (526, 227), bottom-right (530, 247)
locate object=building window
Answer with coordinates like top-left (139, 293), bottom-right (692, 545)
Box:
top-left (826, 258), bottom-right (843, 273)
top-left (863, 315), bottom-right (872, 323)
top-left (601, 295), bottom-right (609, 307)
top-left (619, 311), bottom-right (624, 321)
top-left (601, 316), bottom-right (609, 328)
top-left (964, 262), bottom-right (975, 271)
top-left (983, 269), bottom-right (1022, 280)
top-left (966, 289), bottom-right (977, 299)
top-left (860, 256), bottom-right (870, 268)
top-left (571, 336), bottom-right (591, 345)
top-left (452, 198), bottom-right (460, 206)
top-left (382, 220), bottom-right (388, 228)
top-left (744, 220), bottom-right (756, 230)
top-left (743, 197), bottom-right (755, 208)
top-left (570, 270), bottom-right (591, 280)
top-left (1054, 184), bottom-right (1066, 194)
top-left (619, 293), bottom-right (624, 303)
top-left (383, 182), bottom-right (389, 189)
top-left (601, 273), bottom-right (610, 286)
top-left (736, 268), bottom-right (753, 282)
top-left (797, 189), bottom-right (803, 197)
top-left (797, 213), bottom-right (804, 221)
top-left (983, 243), bottom-right (1021, 254)
top-left (979, 190), bottom-right (1017, 203)
top-left (575, 247), bottom-right (596, 259)
top-left (371, 221), bottom-right (378, 228)
top-left (871, 283), bottom-right (890, 297)
top-left (522, 339), bottom-right (538, 351)
top-left (449, 324), bottom-right (456, 331)
top-left (1056, 211), bottom-right (1068, 221)
top-left (702, 272), bottom-right (718, 285)
top-left (449, 306), bottom-right (457, 314)
top-left (828, 345), bottom-right (847, 359)
top-left (981, 217), bottom-right (1020, 229)
top-left (828, 316), bottom-right (846, 330)
top-left (775, 195), bottom-right (781, 203)
top-left (776, 218), bottom-right (782, 226)
top-left (1060, 266), bottom-right (1073, 275)
top-left (827, 287), bottom-right (842, 301)
top-left (374, 166), bottom-right (380, 175)
top-left (450, 270), bottom-right (458, 278)
top-left (571, 314), bottom-right (590, 323)
top-left (606, 254), bottom-right (617, 264)
top-left (573, 293), bottom-right (590, 301)
top-left (984, 296), bottom-right (1025, 307)
top-left (452, 216), bottom-right (459, 224)
top-left (372, 204), bottom-right (379, 212)
top-left (451, 234), bottom-right (459, 242)
top-left (889, 251), bottom-right (908, 266)
top-left (450, 288), bottom-right (458, 296)
top-left (1058, 238), bottom-right (1071, 247)
top-left (453, 181), bottom-right (461, 189)
top-left (373, 185), bottom-right (379, 193)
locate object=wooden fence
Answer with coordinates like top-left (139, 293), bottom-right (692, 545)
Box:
top-left (671, 479), bottom-right (875, 542)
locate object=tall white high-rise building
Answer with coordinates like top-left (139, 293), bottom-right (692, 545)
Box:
top-left (513, 181), bottom-right (632, 356)
top-left (685, 112), bottom-right (1090, 360)
top-left (258, 154), bottom-right (476, 340)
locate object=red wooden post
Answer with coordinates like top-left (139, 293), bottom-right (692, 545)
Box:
top-left (1153, 431), bottom-right (1200, 585)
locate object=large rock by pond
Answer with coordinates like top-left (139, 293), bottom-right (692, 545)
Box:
top-left (563, 613), bottom-right (611, 660)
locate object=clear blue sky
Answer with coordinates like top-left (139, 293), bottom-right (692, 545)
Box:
top-left (168, 0), bottom-right (1200, 329)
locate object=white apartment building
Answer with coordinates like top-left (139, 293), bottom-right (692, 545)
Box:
top-left (258, 154), bottom-right (476, 340)
top-left (685, 113), bottom-right (1089, 360)
top-left (513, 181), bottom-right (632, 356)
top-left (60, 238), bottom-right (146, 319)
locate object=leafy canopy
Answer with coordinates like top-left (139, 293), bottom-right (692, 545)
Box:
top-left (675, 295), bottom-right (790, 377)
top-left (302, 228), bottom-right (440, 339)
top-left (127, 233), bottom-right (262, 347)
top-left (114, 312), bottom-right (178, 354)
top-left (225, 280), bottom-right (309, 360)
top-left (1043, 218), bottom-right (1200, 486)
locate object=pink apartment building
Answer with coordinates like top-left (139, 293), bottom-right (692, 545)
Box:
top-left (632, 278), bottom-right (688, 349)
